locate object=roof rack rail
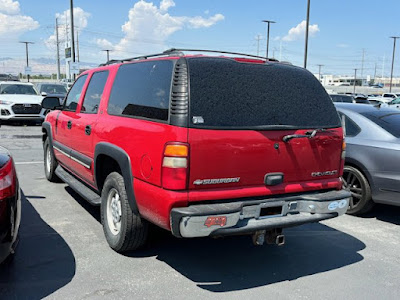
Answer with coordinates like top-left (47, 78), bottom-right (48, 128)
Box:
top-left (163, 48), bottom-right (279, 61)
top-left (99, 50), bottom-right (184, 66)
top-left (98, 48), bottom-right (278, 67)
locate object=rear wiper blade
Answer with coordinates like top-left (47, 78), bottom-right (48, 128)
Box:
top-left (282, 128), bottom-right (328, 143)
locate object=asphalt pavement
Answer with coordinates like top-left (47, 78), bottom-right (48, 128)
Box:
top-left (0, 124), bottom-right (399, 300)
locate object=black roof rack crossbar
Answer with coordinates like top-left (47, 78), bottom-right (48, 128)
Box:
top-left (163, 48), bottom-right (278, 61)
top-left (99, 48), bottom-right (278, 67)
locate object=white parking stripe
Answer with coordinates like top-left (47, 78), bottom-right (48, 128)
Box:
top-left (15, 161), bottom-right (43, 165)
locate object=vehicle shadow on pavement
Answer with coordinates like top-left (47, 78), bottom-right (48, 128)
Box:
top-left (131, 223), bottom-right (365, 292)
top-left (360, 204), bottom-right (400, 225)
top-left (64, 188), bottom-right (366, 293)
top-left (0, 191), bottom-right (76, 299)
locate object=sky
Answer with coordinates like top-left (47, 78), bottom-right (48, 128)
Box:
top-left (0, 0), bottom-right (399, 77)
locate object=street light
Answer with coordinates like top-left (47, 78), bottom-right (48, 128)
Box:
top-left (317, 64), bottom-right (324, 82)
top-left (304, 0), bottom-right (311, 68)
top-left (102, 49), bottom-right (113, 62)
top-left (262, 20), bottom-right (275, 59)
top-left (19, 41), bottom-right (34, 82)
top-left (353, 68), bottom-right (358, 94)
top-left (389, 36), bottom-right (400, 92)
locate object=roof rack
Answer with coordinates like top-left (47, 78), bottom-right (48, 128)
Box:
top-left (99, 48), bottom-right (278, 66)
top-left (163, 48), bottom-right (278, 61)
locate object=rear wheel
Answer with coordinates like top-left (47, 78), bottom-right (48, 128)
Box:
top-left (101, 172), bottom-right (148, 252)
top-left (343, 165), bottom-right (374, 215)
top-left (44, 139), bottom-right (59, 182)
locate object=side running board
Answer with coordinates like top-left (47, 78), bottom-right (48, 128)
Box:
top-left (55, 166), bottom-right (101, 206)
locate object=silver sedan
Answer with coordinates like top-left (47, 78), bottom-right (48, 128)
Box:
top-left (335, 103), bottom-right (400, 215)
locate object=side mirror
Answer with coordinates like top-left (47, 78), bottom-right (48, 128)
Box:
top-left (41, 92), bottom-right (47, 96)
top-left (42, 96), bottom-right (61, 110)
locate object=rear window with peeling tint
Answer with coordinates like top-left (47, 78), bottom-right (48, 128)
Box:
top-left (188, 58), bottom-right (341, 129)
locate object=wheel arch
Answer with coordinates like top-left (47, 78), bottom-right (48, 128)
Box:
top-left (94, 142), bottom-right (138, 214)
top-left (344, 157), bottom-right (376, 196)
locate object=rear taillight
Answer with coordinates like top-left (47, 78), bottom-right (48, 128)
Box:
top-left (162, 143), bottom-right (189, 190)
top-left (0, 158), bottom-right (15, 201)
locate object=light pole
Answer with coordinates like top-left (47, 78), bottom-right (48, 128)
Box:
top-left (19, 41), bottom-right (34, 82)
top-left (304, 0), bottom-right (311, 68)
top-left (317, 64), bottom-right (324, 82)
top-left (353, 68), bottom-right (358, 94)
top-left (262, 20), bottom-right (275, 59)
top-left (102, 49), bottom-right (113, 62)
top-left (70, 0), bottom-right (76, 79)
top-left (389, 36), bottom-right (399, 92)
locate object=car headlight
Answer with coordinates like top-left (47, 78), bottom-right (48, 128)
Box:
top-left (0, 100), bottom-right (13, 105)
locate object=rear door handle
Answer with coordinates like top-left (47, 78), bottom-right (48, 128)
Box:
top-left (85, 125), bottom-right (91, 136)
top-left (67, 120), bottom-right (72, 129)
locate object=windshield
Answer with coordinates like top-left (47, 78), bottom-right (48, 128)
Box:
top-left (330, 95), bottom-right (353, 103)
top-left (0, 84), bottom-right (37, 95)
top-left (40, 84), bottom-right (67, 94)
top-left (361, 112), bottom-right (400, 137)
top-left (188, 58), bottom-right (341, 129)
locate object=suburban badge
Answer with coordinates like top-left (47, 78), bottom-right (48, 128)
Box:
top-left (193, 177), bottom-right (240, 185)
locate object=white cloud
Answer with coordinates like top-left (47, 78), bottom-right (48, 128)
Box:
top-left (0, 0), bottom-right (38, 36)
top-left (0, 0), bottom-right (19, 15)
top-left (282, 20), bottom-right (319, 42)
top-left (101, 0), bottom-right (224, 56)
top-left (160, 0), bottom-right (175, 12)
top-left (337, 43), bottom-right (349, 48)
top-left (45, 7), bottom-right (90, 49)
top-left (96, 38), bottom-right (114, 50)
top-left (187, 14), bottom-right (224, 29)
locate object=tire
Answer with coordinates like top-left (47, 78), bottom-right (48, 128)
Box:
top-left (343, 165), bottom-right (374, 215)
top-left (101, 172), bottom-right (148, 252)
top-left (44, 138), bottom-right (59, 182)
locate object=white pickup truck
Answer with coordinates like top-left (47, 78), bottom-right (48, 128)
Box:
top-left (0, 81), bottom-right (45, 122)
top-left (368, 92), bottom-right (400, 104)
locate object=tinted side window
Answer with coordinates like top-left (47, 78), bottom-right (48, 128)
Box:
top-left (81, 71), bottom-right (109, 114)
top-left (344, 116), bottom-right (361, 137)
top-left (64, 75), bottom-right (88, 112)
top-left (108, 60), bottom-right (173, 121)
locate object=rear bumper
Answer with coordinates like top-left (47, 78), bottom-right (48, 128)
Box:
top-left (170, 189), bottom-right (350, 238)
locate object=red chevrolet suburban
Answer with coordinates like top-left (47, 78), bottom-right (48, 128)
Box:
top-left (42, 49), bottom-right (350, 252)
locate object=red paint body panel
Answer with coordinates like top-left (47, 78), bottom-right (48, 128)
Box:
top-left (187, 128), bottom-right (343, 194)
top-left (134, 178), bottom-right (187, 229)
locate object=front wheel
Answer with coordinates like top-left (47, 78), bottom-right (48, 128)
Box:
top-left (44, 139), bottom-right (59, 182)
top-left (343, 165), bottom-right (374, 215)
top-left (101, 172), bottom-right (148, 252)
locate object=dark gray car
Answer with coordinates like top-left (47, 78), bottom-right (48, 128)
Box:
top-left (335, 103), bottom-right (400, 215)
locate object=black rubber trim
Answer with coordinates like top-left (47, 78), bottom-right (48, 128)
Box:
top-left (53, 141), bottom-right (92, 169)
top-left (94, 142), bottom-right (138, 214)
top-left (170, 189), bottom-right (350, 237)
top-left (42, 122), bottom-right (56, 159)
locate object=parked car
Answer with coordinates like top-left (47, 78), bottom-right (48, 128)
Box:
top-left (36, 83), bottom-right (67, 99)
top-left (0, 81), bottom-right (45, 122)
top-left (42, 49), bottom-right (350, 252)
top-left (330, 94), bottom-right (354, 103)
top-left (335, 103), bottom-right (400, 215)
top-left (353, 96), bottom-right (370, 104)
top-left (388, 97), bottom-right (400, 109)
top-left (0, 146), bottom-right (21, 264)
top-left (0, 74), bottom-right (19, 82)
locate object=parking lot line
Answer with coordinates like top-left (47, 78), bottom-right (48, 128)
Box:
top-left (15, 161), bottom-right (43, 165)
